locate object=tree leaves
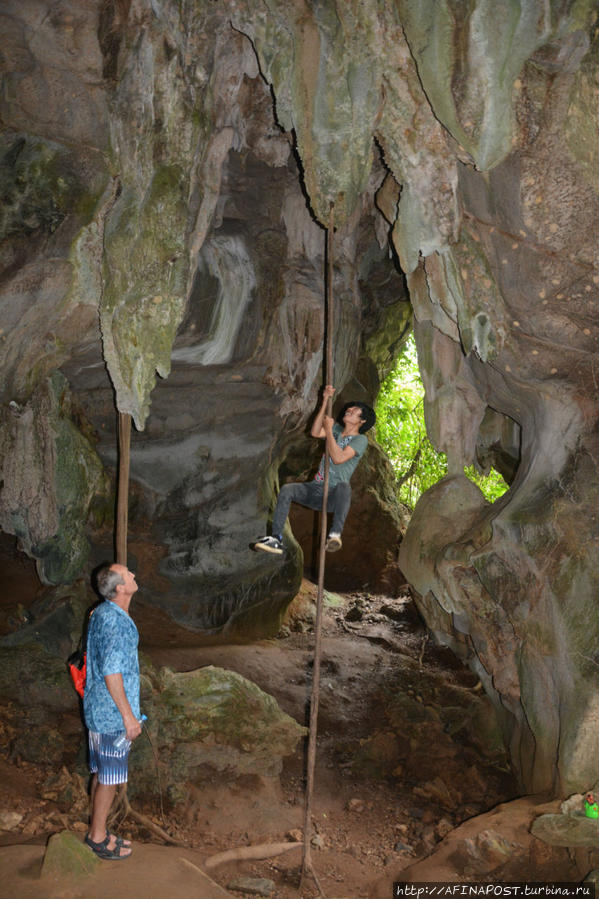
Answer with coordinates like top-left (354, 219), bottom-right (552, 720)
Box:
top-left (376, 335), bottom-right (507, 507)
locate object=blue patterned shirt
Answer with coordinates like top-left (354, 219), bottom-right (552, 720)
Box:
top-left (83, 599), bottom-right (140, 734)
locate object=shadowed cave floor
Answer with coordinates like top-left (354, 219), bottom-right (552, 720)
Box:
top-left (0, 546), bottom-right (587, 896)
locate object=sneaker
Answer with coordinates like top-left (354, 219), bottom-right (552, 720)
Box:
top-left (253, 535), bottom-right (284, 555)
top-left (325, 533), bottom-right (342, 553)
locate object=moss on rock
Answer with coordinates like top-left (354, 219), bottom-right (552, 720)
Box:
top-left (0, 136), bottom-right (79, 239)
top-left (0, 373), bottom-right (108, 584)
top-left (41, 831), bottom-right (100, 879)
top-left (101, 168), bottom-right (189, 429)
top-left (129, 664), bottom-right (306, 797)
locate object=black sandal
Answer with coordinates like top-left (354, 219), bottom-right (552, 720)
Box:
top-left (107, 829), bottom-right (131, 848)
top-left (84, 832), bottom-right (132, 860)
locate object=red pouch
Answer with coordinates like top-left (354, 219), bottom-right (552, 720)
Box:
top-left (68, 650), bottom-right (87, 698)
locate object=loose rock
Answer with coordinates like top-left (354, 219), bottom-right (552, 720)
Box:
top-left (226, 876), bottom-right (275, 896)
top-left (41, 830), bottom-right (100, 879)
top-left (0, 809), bottom-right (23, 831)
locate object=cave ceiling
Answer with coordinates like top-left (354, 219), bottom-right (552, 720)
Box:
top-left (1, 0), bottom-right (599, 795)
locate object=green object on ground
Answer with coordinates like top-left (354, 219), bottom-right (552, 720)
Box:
top-left (41, 830), bottom-right (100, 878)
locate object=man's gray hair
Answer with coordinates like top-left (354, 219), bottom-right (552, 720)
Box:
top-left (96, 565), bottom-right (125, 600)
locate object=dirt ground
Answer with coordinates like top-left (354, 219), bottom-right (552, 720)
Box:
top-left (0, 530), bottom-right (532, 898)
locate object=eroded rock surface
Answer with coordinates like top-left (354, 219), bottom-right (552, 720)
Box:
top-left (133, 663), bottom-right (306, 800)
top-left (398, 10), bottom-right (599, 794)
top-left (373, 796), bottom-right (594, 894)
top-left (1, 0), bottom-right (409, 633)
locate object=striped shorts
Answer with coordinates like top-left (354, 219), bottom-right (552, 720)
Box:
top-left (88, 731), bottom-right (130, 785)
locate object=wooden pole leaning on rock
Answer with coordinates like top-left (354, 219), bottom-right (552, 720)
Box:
top-left (112, 410), bottom-right (184, 845)
top-left (116, 411), bottom-right (131, 565)
top-left (112, 410), bottom-right (133, 841)
top-left (301, 204), bottom-right (335, 897)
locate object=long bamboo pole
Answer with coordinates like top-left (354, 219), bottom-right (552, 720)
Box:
top-left (301, 205), bottom-right (334, 894)
top-left (116, 411), bottom-right (131, 565)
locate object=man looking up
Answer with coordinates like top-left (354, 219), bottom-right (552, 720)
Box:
top-left (253, 385), bottom-right (375, 555)
top-left (83, 563), bottom-right (142, 860)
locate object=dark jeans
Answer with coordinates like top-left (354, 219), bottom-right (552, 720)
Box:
top-left (272, 481), bottom-right (352, 537)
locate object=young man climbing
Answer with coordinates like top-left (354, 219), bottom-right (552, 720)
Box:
top-left (253, 385), bottom-right (375, 555)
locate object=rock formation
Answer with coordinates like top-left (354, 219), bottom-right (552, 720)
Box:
top-left (1, 0), bottom-right (410, 636)
top-left (1, 0), bottom-right (599, 796)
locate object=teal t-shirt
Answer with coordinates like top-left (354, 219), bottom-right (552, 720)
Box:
top-left (83, 600), bottom-right (140, 734)
top-left (314, 422), bottom-right (368, 488)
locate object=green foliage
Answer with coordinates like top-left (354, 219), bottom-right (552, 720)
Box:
top-left (375, 335), bottom-right (508, 508)
top-left (464, 463), bottom-right (509, 503)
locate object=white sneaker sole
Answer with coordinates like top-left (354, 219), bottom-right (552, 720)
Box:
top-left (254, 542), bottom-right (283, 555)
top-left (325, 537), bottom-right (342, 553)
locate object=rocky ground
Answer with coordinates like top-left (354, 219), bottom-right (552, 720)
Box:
top-left (0, 553), bottom-right (593, 897)
top-left (135, 581), bottom-right (513, 891)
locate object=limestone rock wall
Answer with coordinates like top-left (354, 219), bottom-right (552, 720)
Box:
top-left (2, 0), bottom-right (599, 794)
top-left (0, 0), bottom-right (409, 627)
top-left (395, 3), bottom-right (599, 797)
top-left (0, 373), bottom-right (107, 583)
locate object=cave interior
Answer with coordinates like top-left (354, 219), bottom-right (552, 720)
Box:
top-left (2, 0), bottom-right (599, 889)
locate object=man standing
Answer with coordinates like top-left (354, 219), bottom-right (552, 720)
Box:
top-left (253, 385), bottom-right (375, 555)
top-left (83, 563), bottom-right (142, 860)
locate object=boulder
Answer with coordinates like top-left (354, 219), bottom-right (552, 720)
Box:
top-left (128, 664), bottom-right (306, 799)
top-left (41, 830), bottom-right (100, 879)
top-left (532, 812), bottom-right (599, 849)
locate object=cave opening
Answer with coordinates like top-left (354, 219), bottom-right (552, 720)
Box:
top-left (375, 332), bottom-right (513, 507)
